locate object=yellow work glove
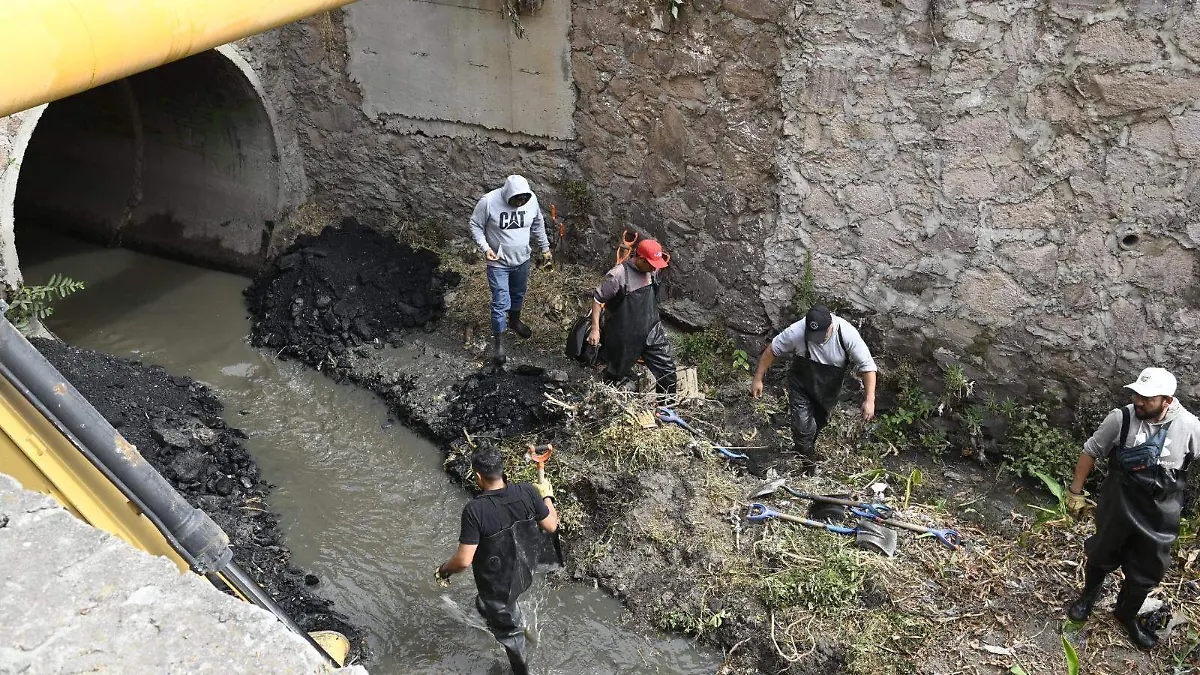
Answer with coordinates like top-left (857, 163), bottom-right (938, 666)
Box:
top-left (534, 477), bottom-right (555, 502)
top-left (434, 565), bottom-right (451, 588)
top-left (1066, 490), bottom-right (1087, 519)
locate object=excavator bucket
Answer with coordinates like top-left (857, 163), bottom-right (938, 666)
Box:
top-left (310, 630), bottom-right (351, 667)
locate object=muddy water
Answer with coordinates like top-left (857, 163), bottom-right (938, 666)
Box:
top-left (18, 229), bottom-right (717, 674)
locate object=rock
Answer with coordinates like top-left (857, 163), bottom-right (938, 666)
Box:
top-left (315, 295), bottom-right (332, 309)
top-left (546, 370), bottom-right (570, 383)
top-left (214, 477), bottom-right (237, 497)
top-left (151, 420), bottom-right (192, 449)
top-left (171, 450), bottom-right (208, 483)
top-left (305, 574), bottom-right (320, 586)
top-left (193, 425), bottom-right (218, 447)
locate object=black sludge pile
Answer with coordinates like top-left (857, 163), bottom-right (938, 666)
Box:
top-left (246, 219), bottom-right (460, 368)
top-left (445, 367), bottom-right (571, 440)
top-left (31, 338), bottom-right (365, 660)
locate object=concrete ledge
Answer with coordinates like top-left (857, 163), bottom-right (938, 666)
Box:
top-left (0, 473), bottom-right (367, 675)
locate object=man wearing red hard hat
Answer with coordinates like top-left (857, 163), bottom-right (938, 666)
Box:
top-left (586, 238), bottom-right (677, 394)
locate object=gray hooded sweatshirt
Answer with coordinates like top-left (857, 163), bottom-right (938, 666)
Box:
top-left (1083, 399), bottom-right (1200, 470)
top-left (469, 175), bottom-right (550, 268)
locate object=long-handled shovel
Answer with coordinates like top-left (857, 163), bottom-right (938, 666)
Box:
top-left (747, 478), bottom-right (894, 518)
top-left (656, 407), bottom-right (764, 476)
top-left (528, 443), bottom-right (565, 566)
top-left (746, 503), bottom-right (898, 556)
top-left (748, 478), bottom-right (964, 549)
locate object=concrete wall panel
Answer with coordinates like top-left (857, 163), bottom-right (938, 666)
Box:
top-left (345, 0), bottom-right (574, 140)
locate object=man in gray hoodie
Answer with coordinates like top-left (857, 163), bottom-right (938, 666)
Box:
top-left (1064, 367), bottom-right (1200, 649)
top-left (469, 175), bottom-right (552, 365)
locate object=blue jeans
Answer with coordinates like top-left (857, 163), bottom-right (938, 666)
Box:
top-left (487, 259), bottom-right (531, 335)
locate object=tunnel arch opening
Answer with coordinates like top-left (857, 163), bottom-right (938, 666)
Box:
top-left (9, 47), bottom-right (283, 276)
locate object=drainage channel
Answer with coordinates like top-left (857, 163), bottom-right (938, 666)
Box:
top-left (18, 228), bottom-right (718, 674)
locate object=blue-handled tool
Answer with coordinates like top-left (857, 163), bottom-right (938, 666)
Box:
top-left (655, 407), bottom-right (699, 435)
top-left (747, 503), bottom-right (898, 555)
top-left (747, 504), bottom-right (856, 534)
top-left (848, 507), bottom-right (964, 550)
top-left (657, 407), bottom-right (754, 463)
top-left (748, 478), bottom-right (894, 519)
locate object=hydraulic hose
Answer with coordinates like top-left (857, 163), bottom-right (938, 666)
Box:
top-left (0, 312), bottom-right (232, 573)
top-left (0, 309), bottom-right (338, 664)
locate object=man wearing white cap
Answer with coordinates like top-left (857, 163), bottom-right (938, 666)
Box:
top-left (1064, 367), bottom-right (1200, 649)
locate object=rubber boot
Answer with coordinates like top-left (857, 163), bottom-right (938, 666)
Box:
top-left (508, 310), bottom-right (532, 339)
top-left (1113, 583), bottom-right (1157, 650)
top-left (795, 446), bottom-right (817, 477)
top-left (1067, 566), bottom-right (1107, 622)
top-left (492, 333), bottom-right (507, 367)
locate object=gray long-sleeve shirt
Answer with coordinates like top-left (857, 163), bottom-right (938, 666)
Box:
top-left (1082, 401), bottom-right (1200, 469)
top-left (770, 315), bottom-right (877, 373)
top-left (468, 175), bottom-right (549, 268)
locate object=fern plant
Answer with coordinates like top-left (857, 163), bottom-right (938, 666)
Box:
top-left (4, 274), bottom-right (86, 329)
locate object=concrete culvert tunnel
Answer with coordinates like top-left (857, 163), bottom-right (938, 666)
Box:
top-left (14, 49), bottom-right (281, 273)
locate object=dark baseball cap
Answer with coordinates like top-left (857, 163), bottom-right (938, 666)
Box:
top-left (804, 305), bottom-right (832, 342)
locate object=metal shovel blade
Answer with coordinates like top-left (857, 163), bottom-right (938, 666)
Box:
top-left (746, 478), bottom-right (787, 500)
top-left (854, 518), bottom-right (898, 557)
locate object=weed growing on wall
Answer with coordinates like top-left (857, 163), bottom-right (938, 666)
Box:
top-left (865, 360), bottom-right (1086, 489)
top-left (993, 401), bottom-right (1079, 481)
top-left (4, 274), bottom-right (86, 330)
top-left (561, 179), bottom-right (593, 216)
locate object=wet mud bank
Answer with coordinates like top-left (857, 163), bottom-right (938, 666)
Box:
top-left (32, 338), bottom-right (367, 662)
top-left (243, 225), bottom-right (1195, 674)
top-left (240, 225), bottom-right (827, 672)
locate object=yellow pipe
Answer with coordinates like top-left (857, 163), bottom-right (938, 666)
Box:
top-left (0, 0), bottom-right (360, 117)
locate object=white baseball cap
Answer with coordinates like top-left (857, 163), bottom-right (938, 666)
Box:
top-left (1125, 367), bottom-right (1177, 398)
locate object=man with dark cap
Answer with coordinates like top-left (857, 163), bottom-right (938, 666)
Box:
top-left (586, 238), bottom-right (677, 394)
top-left (1064, 367), bottom-right (1199, 649)
top-left (469, 175), bottom-right (553, 366)
top-left (750, 305), bottom-right (877, 474)
top-left (435, 443), bottom-right (557, 673)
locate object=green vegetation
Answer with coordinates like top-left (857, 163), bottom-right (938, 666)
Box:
top-left (671, 325), bottom-right (745, 388)
top-left (1028, 470), bottom-right (1071, 527)
top-left (994, 400), bottom-right (1079, 481)
top-left (577, 417), bottom-right (691, 472)
top-left (654, 603), bottom-right (728, 637)
top-left (863, 360), bottom-right (1086, 492)
top-left (561, 179), bottom-right (593, 216)
top-left (4, 274), bottom-right (86, 330)
top-left (756, 532), bottom-right (864, 610)
top-left (790, 249), bottom-right (816, 321)
top-left (869, 366), bottom-right (935, 454)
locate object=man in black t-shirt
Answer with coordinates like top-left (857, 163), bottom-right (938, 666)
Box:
top-left (436, 443), bottom-right (557, 674)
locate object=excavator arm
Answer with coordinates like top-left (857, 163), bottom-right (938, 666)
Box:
top-left (0, 0), bottom-right (362, 117)
top-left (0, 306), bottom-right (349, 666)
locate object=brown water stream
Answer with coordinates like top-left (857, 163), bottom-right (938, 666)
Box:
top-left (19, 229), bottom-right (718, 674)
